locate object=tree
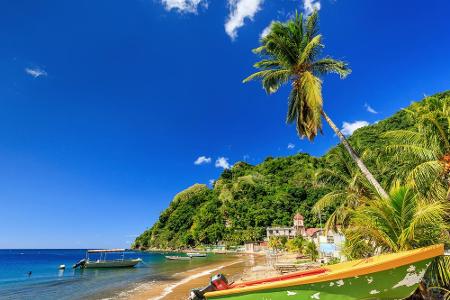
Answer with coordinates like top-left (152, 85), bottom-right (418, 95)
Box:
top-left (344, 183), bottom-right (448, 254)
top-left (268, 236), bottom-right (283, 252)
top-left (243, 10), bottom-right (388, 198)
top-left (286, 236), bottom-right (306, 254)
top-left (312, 147), bottom-right (377, 230)
top-left (343, 184), bottom-right (449, 297)
top-left (383, 95), bottom-right (450, 201)
top-left (304, 240), bottom-right (319, 262)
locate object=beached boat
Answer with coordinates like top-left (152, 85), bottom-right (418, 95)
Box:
top-left (187, 252), bottom-right (207, 257)
top-left (73, 249), bottom-right (141, 269)
top-left (165, 255), bottom-right (192, 261)
top-left (190, 244), bottom-right (444, 300)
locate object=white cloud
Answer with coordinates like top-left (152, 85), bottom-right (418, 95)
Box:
top-left (194, 156), bottom-right (211, 165)
top-left (341, 120), bottom-right (369, 136)
top-left (25, 67), bottom-right (47, 78)
top-left (209, 179), bottom-right (215, 186)
top-left (303, 0), bottom-right (320, 15)
top-left (215, 157), bottom-right (231, 169)
top-left (225, 0), bottom-right (264, 40)
top-left (364, 103), bottom-right (378, 114)
top-left (260, 21), bottom-right (273, 38)
top-left (287, 143), bottom-right (295, 149)
top-left (160, 0), bottom-right (207, 13)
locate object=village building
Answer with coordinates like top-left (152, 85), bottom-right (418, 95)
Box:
top-left (266, 213), bottom-right (345, 260)
top-left (266, 213), bottom-right (315, 240)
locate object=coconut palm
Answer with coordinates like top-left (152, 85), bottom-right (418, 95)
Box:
top-left (312, 147), bottom-right (377, 230)
top-left (344, 183), bottom-right (448, 255)
top-left (243, 11), bottom-right (388, 198)
top-left (344, 183), bottom-right (449, 296)
top-left (383, 95), bottom-right (450, 201)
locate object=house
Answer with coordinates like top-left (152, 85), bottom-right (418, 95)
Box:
top-left (266, 213), bottom-right (306, 239)
top-left (266, 213), bottom-right (346, 260)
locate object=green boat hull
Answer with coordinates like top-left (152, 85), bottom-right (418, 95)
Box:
top-left (207, 259), bottom-right (432, 300)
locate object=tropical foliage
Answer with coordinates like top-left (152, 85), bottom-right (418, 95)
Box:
top-left (304, 240), bottom-right (319, 262)
top-left (133, 91), bottom-right (450, 251)
top-left (312, 147), bottom-right (376, 230)
top-left (383, 96), bottom-right (450, 201)
top-left (343, 184), bottom-right (448, 257)
top-left (286, 236), bottom-right (306, 254)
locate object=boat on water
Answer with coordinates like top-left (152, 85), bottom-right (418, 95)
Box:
top-left (190, 244), bottom-right (444, 300)
top-left (73, 249), bottom-right (142, 269)
top-left (187, 252), bottom-right (207, 258)
top-left (165, 255), bottom-right (192, 261)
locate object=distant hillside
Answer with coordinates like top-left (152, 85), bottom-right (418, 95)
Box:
top-left (133, 90), bottom-right (450, 250)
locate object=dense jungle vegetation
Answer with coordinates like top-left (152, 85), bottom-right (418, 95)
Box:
top-left (133, 90), bottom-right (450, 251)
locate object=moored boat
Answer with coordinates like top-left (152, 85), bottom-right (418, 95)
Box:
top-left (190, 244), bottom-right (444, 300)
top-left (73, 249), bottom-right (142, 269)
top-left (187, 252), bottom-right (207, 257)
top-left (165, 255), bottom-right (192, 260)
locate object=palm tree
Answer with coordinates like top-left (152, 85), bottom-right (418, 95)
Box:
top-left (304, 240), bottom-right (319, 262)
top-left (383, 95), bottom-right (450, 201)
top-left (243, 11), bottom-right (388, 199)
top-left (344, 183), bottom-right (449, 297)
top-left (287, 236), bottom-right (306, 255)
top-left (268, 236), bottom-right (283, 253)
top-left (312, 147), bottom-right (377, 230)
top-left (344, 183), bottom-right (448, 255)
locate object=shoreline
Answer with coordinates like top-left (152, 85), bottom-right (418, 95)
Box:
top-left (120, 254), bottom-right (265, 300)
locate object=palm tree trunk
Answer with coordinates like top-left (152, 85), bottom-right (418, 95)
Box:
top-left (321, 110), bottom-right (389, 199)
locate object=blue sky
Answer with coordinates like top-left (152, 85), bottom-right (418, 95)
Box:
top-left (0, 0), bottom-right (449, 248)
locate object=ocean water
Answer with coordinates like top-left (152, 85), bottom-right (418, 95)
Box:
top-left (0, 249), bottom-right (234, 300)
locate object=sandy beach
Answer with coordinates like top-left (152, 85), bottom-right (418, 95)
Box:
top-left (119, 254), bottom-right (270, 300)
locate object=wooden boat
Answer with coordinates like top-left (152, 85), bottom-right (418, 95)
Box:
top-left (187, 252), bottom-right (207, 257)
top-left (165, 255), bottom-right (192, 260)
top-left (193, 244), bottom-right (444, 300)
top-left (73, 249), bottom-right (141, 269)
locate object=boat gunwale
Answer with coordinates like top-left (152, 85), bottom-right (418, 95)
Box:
top-left (205, 244), bottom-right (444, 298)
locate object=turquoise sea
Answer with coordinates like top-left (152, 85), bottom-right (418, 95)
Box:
top-left (0, 249), bottom-right (234, 299)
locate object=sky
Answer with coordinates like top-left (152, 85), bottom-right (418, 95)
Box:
top-left (0, 0), bottom-right (449, 248)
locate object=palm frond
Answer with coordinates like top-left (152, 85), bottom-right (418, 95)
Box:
top-left (312, 58), bottom-right (351, 78)
top-left (298, 34), bottom-right (323, 65)
top-left (312, 191), bottom-right (345, 213)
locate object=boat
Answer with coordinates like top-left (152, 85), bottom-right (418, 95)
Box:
top-left (189, 244), bottom-right (444, 300)
top-left (187, 252), bottom-right (207, 257)
top-left (73, 249), bottom-right (142, 269)
top-left (165, 255), bottom-right (192, 260)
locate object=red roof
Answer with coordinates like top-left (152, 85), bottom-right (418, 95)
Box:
top-left (293, 213), bottom-right (304, 220)
top-left (306, 228), bottom-right (322, 237)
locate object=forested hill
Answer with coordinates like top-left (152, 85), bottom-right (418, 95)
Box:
top-left (133, 91), bottom-right (450, 250)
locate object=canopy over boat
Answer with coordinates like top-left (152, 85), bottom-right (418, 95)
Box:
top-left (87, 248), bottom-right (126, 253)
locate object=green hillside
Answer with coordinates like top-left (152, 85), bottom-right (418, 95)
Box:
top-left (133, 91), bottom-right (450, 250)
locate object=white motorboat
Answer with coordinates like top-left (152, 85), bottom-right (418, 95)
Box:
top-left (73, 249), bottom-right (142, 269)
top-left (187, 252), bottom-right (207, 257)
top-left (165, 255), bottom-right (192, 260)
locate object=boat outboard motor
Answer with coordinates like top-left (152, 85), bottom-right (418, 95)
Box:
top-left (189, 274), bottom-right (229, 300)
top-left (72, 259), bottom-right (87, 269)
